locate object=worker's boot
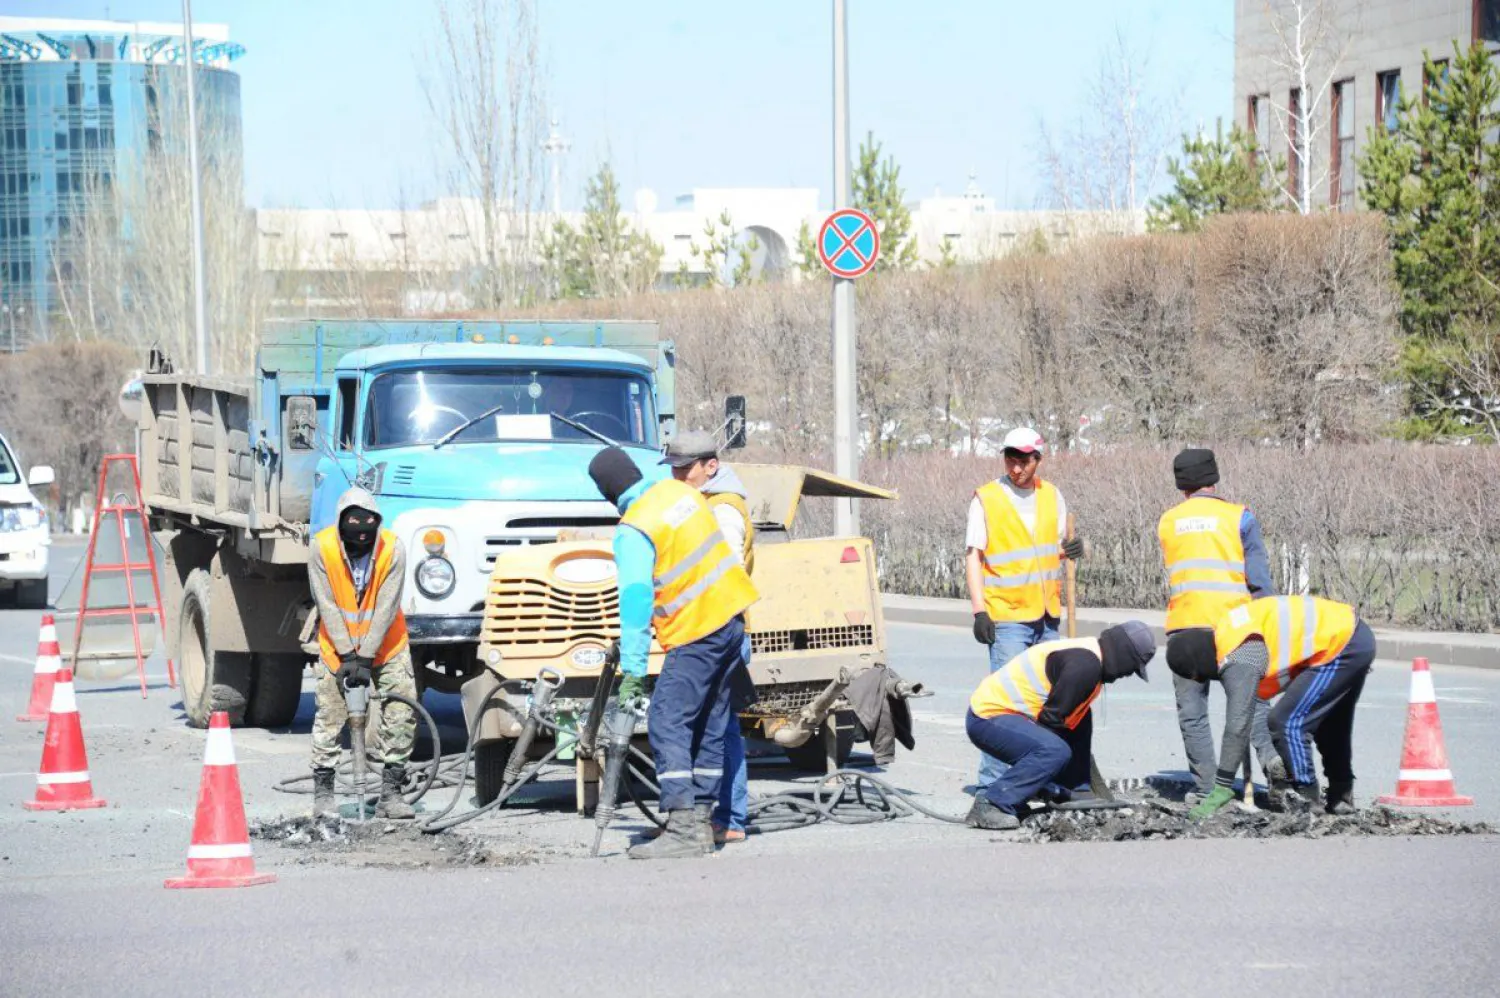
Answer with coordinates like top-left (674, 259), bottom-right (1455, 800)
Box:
top-left (693, 803), bottom-right (716, 852)
top-left (965, 797), bottom-right (1020, 831)
top-left (312, 767), bottom-right (336, 817)
top-left (1276, 781), bottom-right (1319, 813)
top-left (1262, 755), bottom-right (1290, 784)
top-left (375, 764), bottom-right (416, 820)
top-left (1324, 781), bottom-right (1356, 816)
top-left (628, 809), bottom-right (707, 859)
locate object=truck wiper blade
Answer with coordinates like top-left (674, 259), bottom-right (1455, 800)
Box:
top-left (549, 411), bottom-right (619, 448)
top-left (432, 402), bottom-right (510, 450)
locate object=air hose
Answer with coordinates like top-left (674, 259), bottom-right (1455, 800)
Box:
top-left (273, 690), bottom-right (445, 807)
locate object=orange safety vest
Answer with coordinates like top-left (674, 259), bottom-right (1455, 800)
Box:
top-left (976, 479), bottom-right (1062, 622)
top-left (706, 491), bottom-right (755, 575)
top-left (623, 478), bottom-right (758, 650)
top-left (1213, 596), bottom-right (1357, 700)
top-left (315, 526), bottom-right (409, 673)
top-left (970, 637), bottom-right (1102, 729)
top-left (1158, 495), bottom-right (1252, 632)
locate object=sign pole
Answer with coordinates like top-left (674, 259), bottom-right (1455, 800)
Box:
top-left (831, 0), bottom-right (858, 536)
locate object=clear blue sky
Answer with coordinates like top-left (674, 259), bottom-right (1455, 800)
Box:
top-left (23, 1), bottom-right (1233, 211)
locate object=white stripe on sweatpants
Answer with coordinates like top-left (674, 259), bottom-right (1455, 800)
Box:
top-left (187, 843), bottom-right (253, 860)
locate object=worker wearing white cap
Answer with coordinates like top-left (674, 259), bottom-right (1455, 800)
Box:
top-left (964, 427), bottom-right (1083, 795)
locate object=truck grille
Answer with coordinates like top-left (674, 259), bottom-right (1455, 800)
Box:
top-left (481, 577), bottom-right (619, 649)
top-left (752, 624), bottom-right (875, 655)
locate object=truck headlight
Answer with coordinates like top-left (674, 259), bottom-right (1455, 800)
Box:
top-left (0, 503), bottom-right (45, 532)
top-left (415, 556), bottom-right (456, 599)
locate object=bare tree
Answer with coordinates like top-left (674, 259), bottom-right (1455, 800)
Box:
top-left (423, 0), bottom-right (547, 308)
top-left (1037, 26), bottom-right (1173, 222)
top-left (1255, 0), bottom-right (1356, 214)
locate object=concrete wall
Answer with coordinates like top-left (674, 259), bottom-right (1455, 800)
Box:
top-left (1233, 0), bottom-right (1481, 211)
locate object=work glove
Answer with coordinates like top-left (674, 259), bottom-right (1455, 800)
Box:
top-left (341, 656), bottom-right (373, 689)
top-left (972, 612), bottom-right (995, 646)
top-left (1188, 785), bottom-right (1235, 820)
top-left (1061, 536), bottom-right (1085, 560)
top-left (617, 673), bottom-right (646, 707)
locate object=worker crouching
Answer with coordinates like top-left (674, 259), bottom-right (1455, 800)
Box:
top-left (1166, 595), bottom-right (1376, 818)
top-left (589, 446), bottom-right (758, 859)
top-left (964, 621), bottom-right (1154, 830)
top-left (308, 488), bottom-right (418, 819)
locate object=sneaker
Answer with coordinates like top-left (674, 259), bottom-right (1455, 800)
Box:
top-left (965, 797), bottom-right (1020, 831)
top-left (713, 823), bottom-right (747, 844)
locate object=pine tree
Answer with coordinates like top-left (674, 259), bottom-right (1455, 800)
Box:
top-left (544, 161), bottom-right (663, 298)
top-left (1146, 120), bottom-right (1282, 233)
top-left (795, 220), bottom-right (821, 278)
top-left (1358, 42), bottom-right (1500, 437)
top-left (852, 132), bottom-right (918, 271)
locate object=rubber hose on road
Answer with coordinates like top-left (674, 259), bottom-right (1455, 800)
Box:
top-left (272, 690), bottom-right (444, 806)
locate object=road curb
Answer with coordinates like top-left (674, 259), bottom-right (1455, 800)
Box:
top-left (882, 595), bottom-right (1500, 672)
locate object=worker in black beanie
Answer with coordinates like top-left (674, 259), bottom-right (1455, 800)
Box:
top-left (1156, 448), bottom-right (1284, 803)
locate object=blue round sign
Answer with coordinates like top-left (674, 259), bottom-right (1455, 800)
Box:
top-left (817, 208), bottom-right (880, 279)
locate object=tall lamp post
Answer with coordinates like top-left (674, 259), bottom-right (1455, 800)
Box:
top-left (831, 0), bottom-right (858, 535)
top-left (182, 0), bottom-right (210, 374)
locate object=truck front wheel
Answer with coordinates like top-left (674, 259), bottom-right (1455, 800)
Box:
top-left (246, 653), bottom-right (307, 728)
top-left (178, 569), bottom-right (252, 728)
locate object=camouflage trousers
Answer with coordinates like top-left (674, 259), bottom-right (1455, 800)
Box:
top-left (310, 650), bottom-right (418, 771)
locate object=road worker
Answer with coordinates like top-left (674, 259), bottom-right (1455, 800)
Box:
top-left (965, 427), bottom-right (1084, 794)
top-left (308, 487), bottom-right (417, 819)
top-left (662, 429), bottom-right (755, 845)
top-left (1166, 595), bottom-right (1376, 818)
top-left (1157, 448), bottom-right (1287, 800)
top-left (588, 445), bottom-right (758, 859)
top-left (965, 621), bottom-right (1155, 830)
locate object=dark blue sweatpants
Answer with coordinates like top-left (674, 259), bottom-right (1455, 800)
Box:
top-left (966, 709), bottom-right (1093, 814)
top-left (649, 616), bottom-right (746, 812)
top-left (1270, 619), bottom-right (1375, 786)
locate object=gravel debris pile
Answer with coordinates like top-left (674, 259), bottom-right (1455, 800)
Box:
top-left (251, 815), bottom-right (543, 868)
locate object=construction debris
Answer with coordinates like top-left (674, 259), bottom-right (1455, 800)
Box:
top-left (250, 815), bottom-right (545, 869)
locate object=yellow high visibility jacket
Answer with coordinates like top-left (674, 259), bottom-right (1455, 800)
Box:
top-left (706, 491), bottom-right (755, 575)
top-left (970, 637), bottom-right (1102, 730)
top-left (623, 478), bottom-right (758, 650)
top-left (315, 527), bottom-right (409, 673)
top-left (1213, 596), bottom-right (1357, 700)
top-left (1158, 495), bottom-right (1251, 631)
top-left (977, 479), bottom-right (1062, 622)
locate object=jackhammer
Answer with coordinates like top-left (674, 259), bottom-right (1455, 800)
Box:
top-left (344, 676), bottom-right (371, 822)
top-left (502, 667), bottom-right (563, 789)
top-left (591, 696), bottom-right (648, 856)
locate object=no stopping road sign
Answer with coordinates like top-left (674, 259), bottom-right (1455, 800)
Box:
top-left (817, 208), bottom-right (880, 279)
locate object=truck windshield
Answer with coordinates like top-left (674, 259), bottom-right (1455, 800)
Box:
top-left (0, 439), bottom-right (17, 485)
top-left (364, 367), bottom-right (657, 449)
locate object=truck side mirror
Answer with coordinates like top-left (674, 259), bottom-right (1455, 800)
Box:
top-left (724, 395), bottom-right (747, 450)
top-left (286, 396), bottom-right (317, 451)
top-left (27, 465), bottom-right (54, 487)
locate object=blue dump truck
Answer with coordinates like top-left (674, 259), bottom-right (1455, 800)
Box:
top-left (135, 319), bottom-right (675, 727)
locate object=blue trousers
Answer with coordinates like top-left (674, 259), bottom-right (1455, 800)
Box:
top-left (649, 616), bottom-right (746, 812)
top-left (713, 627), bottom-right (754, 831)
top-left (1270, 619), bottom-right (1375, 785)
top-left (967, 709), bottom-right (1092, 813)
top-left (977, 616), bottom-right (1059, 791)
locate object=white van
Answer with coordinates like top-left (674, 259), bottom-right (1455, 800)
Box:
top-left (0, 432), bottom-right (52, 608)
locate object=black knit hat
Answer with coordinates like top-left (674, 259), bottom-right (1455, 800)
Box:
top-left (1173, 448), bottom-right (1219, 492)
top-left (587, 446), bottom-right (643, 506)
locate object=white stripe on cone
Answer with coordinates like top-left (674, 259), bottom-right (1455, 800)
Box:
top-left (37, 770), bottom-right (91, 785)
top-left (187, 842), bottom-right (253, 860)
top-left (48, 679), bottom-right (78, 714)
top-left (1408, 670), bottom-right (1437, 705)
top-left (1399, 768), bottom-right (1454, 782)
top-left (203, 727), bottom-right (237, 767)
top-left (33, 654), bottom-right (60, 675)
top-left (39, 623), bottom-right (56, 643)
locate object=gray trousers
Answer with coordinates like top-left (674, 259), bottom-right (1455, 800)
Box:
top-left (1173, 673), bottom-right (1278, 793)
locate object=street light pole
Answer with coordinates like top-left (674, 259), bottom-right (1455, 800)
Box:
top-left (831, 0), bottom-right (858, 536)
top-left (182, 0), bottom-right (210, 374)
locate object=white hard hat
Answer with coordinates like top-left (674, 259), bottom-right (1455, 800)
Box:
top-left (1001, 427), bottom-right (1045, 454)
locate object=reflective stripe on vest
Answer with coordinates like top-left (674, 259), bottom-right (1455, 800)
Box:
top-left (1159, 496), bottom-right (1252, 631)
top-left (970, 637), bottom-right (1102, 730)
top-left (315, 526), bottom-right (409, 673)
top-left (1212, 595), bottom-right (1358, 700)
top-left (622, 478), bottom-right (758, 650)
top-left (977, 479), bottom-right (1062, 623)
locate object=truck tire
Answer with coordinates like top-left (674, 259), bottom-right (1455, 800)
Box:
top-left (178, 569), bottom-right (252, 728)
top-left (246, 653), bottom-right (307, 728)
top-left (783, 712), bottom-right (857, 773)
top-left (16, 577), bottom-right (48, 610)
top-left (473, 738), bottom-right (516, 806)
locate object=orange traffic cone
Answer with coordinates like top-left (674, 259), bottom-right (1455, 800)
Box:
top-left (17, 613), bottom-right (62, 722)
top-left (165, 711), bottom-right (276, 889)
top-left (24, 668), bottom-right (107, 811)
top-left (1376, 658), bottom-right (1474, 808)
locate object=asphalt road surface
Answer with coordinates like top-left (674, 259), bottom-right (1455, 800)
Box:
top-left (3, 538), bottom-right (1498, 997)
